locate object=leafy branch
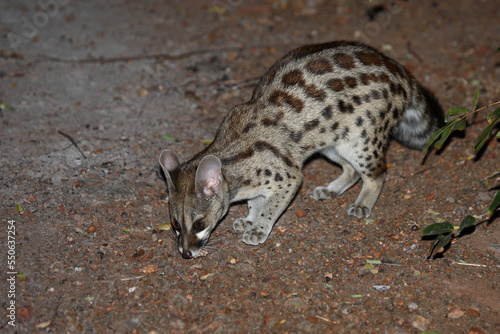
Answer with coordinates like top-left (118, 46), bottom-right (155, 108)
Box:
top-left (422, 89), bottom-right (500, 156)
top-left (421, 86), bottom-right (500, 259)
top-left (422, 216), bottom-right (476, 259)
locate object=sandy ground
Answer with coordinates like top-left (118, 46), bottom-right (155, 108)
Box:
top-left (1, 0), bottom-right (499, 332)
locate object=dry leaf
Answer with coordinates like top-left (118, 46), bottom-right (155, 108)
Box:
top-left (200, 273), bottom-right (214, 281)
top-left (35, 321), bottom-right (52, 329)
top-left (141, 264), bottom-right (158, 274)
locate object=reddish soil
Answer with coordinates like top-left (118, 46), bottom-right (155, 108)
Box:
top-left (1, 0), bottom-right (499, 332)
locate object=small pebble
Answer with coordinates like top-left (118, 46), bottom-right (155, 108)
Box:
top-left (475, 192), bottom-right (491, 202)
top-left (87, 225), bottom-right (97, 233)
top-left (448, 309), bottom-right (464, 319)
top-left (411, 315), bottom-right (430, 331)
top-left (466, 308), bottom-right (480, 317)
top-left (259, 290), bottom-right (270, 297)
top-left (408, 302), bottom-right (418, 310)
top-left (296, 209), bottom-right (308, 218)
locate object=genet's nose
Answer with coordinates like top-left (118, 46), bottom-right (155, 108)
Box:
top-left (182, 250), bottom-right (193, 259)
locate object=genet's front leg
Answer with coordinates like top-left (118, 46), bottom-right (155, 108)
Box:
top-left (242, 176), bottom-right (302, 245)
top-left (233, 196), bottom-right (265, 231)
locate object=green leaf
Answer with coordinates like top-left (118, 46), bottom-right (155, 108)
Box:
top-left (161, 135), bottom-right (175, 141)
top-left (0, 103), bottom-right (16, 111)
top-left (208, 5), bottom-right (226, 14)
top-left (453, 118), bottom-right (467, 131)
top-left (422, 122), bottom-right (454, 156)
top-left (422, 222), bottom-right (454, 236)
top-left (488, 191), bottom-right (500, 215)
top-left (488, 109), bottom-right (500, 124)
top-left (349, 294), bottom-right (364, 298)
top-left (459, 215), bottom-right (476, 231)
top-left (488, 171), bottom-right (500, 179)
top-left (496, 47), bottom-right (500, 53)
top-left (446, 107), bottom-right (468, 119)
top-left (434, 121), bottom-right (456, 148)
top-left (199, 139), bottom-right (213, 145)
top-left (428, 233), bottom-right (453, 258)
top-left (16, 203), bottom-right (23, 213)
top-left (472, 89), bottom-right (480, 111)
top-left (366, 259), bottom-right (382, 264)
top-left (474, 119), bottom-right (499, 152)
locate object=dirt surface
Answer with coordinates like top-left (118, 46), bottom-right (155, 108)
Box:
top-left (1, 0), bottom-right (499, 333)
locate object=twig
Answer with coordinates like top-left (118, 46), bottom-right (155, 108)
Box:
top-left (36, 47), bottom-right (245, 64)
top-left (50, 294), bottom-right (63, 325)
top-left (58, 130), bottom-right (87, 159)
top-left (379, 262), bottom-right (405, 267)
top-left (406, 42), bottom-right (423, 62)
top-left (176, 270), bottom-right (187, 282)
top-left (468, 100), bottom-right (500, 115)
top-left (315, 315), bottom-right (331, 322)
top-left (413, 167), bottom-right (434, 176)
top-left (452, 261), bottom-right (487, 268)
top-left (222, 77), bottom-right (261, 90)
top-left (119, 275), bottom-right (146, 281)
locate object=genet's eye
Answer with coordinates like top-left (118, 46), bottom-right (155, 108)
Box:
top-left (193, 219), bottom-right (205, 232)
top-left (171, 219), bottom-right (181, 231)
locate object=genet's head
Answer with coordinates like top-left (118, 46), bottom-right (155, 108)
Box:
top-left (159, 149), bottom-right (229, 259)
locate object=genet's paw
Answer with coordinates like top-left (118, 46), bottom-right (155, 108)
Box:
top-left (347, 204), bottom-right (371, 219)
top-left (233, 218), bottom-right (253, 231)
top-left (242, 226), bottom-right (269, 245)
top-left (313, 186), bottom-right (336, 200)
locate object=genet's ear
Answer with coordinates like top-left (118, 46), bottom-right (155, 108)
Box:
top-left (195, 155), bottom-right (223, 197)
top-left (159, 149), bottom-right (180, 172)
top-left (159, 149), bottom-right (180, 191)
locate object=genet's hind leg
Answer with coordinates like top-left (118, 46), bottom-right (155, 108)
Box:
top-left (347, 164), bottom-right (386, 219)
top-left (313, 148), bottom-right (360, 200)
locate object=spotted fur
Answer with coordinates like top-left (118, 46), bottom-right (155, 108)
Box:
top-left (159, 41), bottom-right (443, 259)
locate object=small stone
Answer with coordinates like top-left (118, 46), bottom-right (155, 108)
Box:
top-left (17, 306), bottom-right (32, 321)
top-left (141, 264), bottom-right (158, 274)
top-left (447, 309), bottom-right (465, 319)
top-left (466, 308), bottom-right (480, 317)
top-left (408, 302), bottom-right (418, 310)
top-left (229, 258), bottom-right (236, 264)
top-left (137, 87), bottom-right (149, 97)
top-left (475, 192), bottom-right (491, 202)
top-left (411, 315), bottom-right (430, 331)
top-left (446, 197), bottom-right (456, 203)
top-left (404, 194), bottom-right (412, 199)
top-left (296, 209), bottom-right (308, 218)
top-left (87, 225), bottom-right (97, 233)
top-left (259, 290), bottom-right (270, 297)
top-left (200, 273), bottom-right (214, 281)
